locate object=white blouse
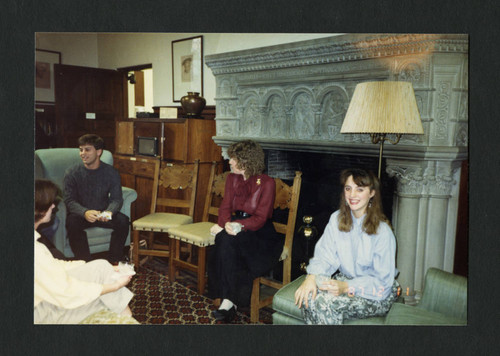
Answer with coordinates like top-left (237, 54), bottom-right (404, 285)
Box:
top-left (306, 211), bottom-right (397, 300)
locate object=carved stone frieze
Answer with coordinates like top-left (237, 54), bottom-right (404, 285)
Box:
top-left (424, 167), bottom-right (457, 196)
top-left (265, 94), bottom-right (287, 138)
top-left (399, 62), bottom-right (422, 84)
top-left (319, 87), bottom-right (349, 140)
top-left (433, 81), bottom-right (452, 143)
top-left (233, 60), bottom-right (386, 84)
top-left (387, 165), bottom-right (426, 196)
top-left (217, 77), bottom-right (237, 98)
top-left (291, 92), bottom-right (315, 140)
top-left (217, 99), bottom-right (238, 118)
top-left (207, 33), bottom-right (468, 156)
top-left (239, 96), bottom-right (262, 137)
top-left (216, 119), bottom-right (237, 136)
top-left (387, 161), bottom-right (458, 197)
top-left (454, 123), bottom-right (468, 147)
top-left (205, 34), bottom-right (468, 76)
top-left (458, 92), bottom-right (468, 122)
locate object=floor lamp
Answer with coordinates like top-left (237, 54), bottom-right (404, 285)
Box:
top-left (340, 81), bottom-right (424, 178)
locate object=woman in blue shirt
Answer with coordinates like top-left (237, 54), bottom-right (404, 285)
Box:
top-left (294, 168), bottom-right (399, 325)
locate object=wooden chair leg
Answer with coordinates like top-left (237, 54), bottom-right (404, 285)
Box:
top-left (186, 244), bottom-right (193, 263)
top-left (250, 278), bottom-right (261, 323)
top-left (168, 237), bottom-right (176, 282)
top-left (132, 229), bottom-right (140, 270)
top-left (197, 246), bottom-right (206, 295)
top-left (175, 239), bottom-right (181, 278)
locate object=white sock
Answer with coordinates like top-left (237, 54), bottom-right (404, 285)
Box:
top-left (219, 299), bottom-right (235, 311)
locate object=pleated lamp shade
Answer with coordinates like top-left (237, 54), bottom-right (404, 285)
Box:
top-left (341, 81), bottom-right (424, 134)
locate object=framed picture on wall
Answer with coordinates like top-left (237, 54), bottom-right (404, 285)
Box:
top-left (172, 35), bottom-right (203, 102)
top-left (35, 49), bottom-right (61, 103)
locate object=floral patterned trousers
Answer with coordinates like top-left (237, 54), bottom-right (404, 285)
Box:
top-left (302, 273), bottom-right (400, 325)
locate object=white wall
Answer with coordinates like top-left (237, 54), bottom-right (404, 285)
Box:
top-left (35, 33), bottom-right (99, 67)
top-left (36, 32), bottom-right (337, 106)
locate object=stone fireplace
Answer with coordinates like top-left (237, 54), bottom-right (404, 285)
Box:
top-left (205, 33), bottom-right (468, 300)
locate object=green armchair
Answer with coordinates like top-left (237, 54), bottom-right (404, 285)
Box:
top-left (272, 267), bottom-right (467, 325)
top-left (384, 267), bottom-right (467, 325)
top-left (35, 148), bottom-right (137, 258)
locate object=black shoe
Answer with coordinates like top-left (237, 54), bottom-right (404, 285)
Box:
top-left (212, 306), bottom-right (237, 323)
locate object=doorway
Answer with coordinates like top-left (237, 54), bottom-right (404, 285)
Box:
top-left (118, 64), bottom-right (154, 118)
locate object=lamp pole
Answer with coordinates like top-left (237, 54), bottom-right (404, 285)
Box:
top-left (370, 133), bottom-right (402, 179)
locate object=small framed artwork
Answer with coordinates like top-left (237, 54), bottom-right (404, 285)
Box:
top-left (171, 35), bottom-right (203, 102)
top-left (35, 49), bottom-right (61, 103)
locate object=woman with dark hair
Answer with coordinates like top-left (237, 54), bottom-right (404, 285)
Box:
top-left (208, 140), bottom-right (281, 323)
top-left (294, 168), bottom-right (399, 325)
top-left (34, 179), bottom-right (134, 324)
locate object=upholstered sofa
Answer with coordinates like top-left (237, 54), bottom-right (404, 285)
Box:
top-left (272, 267), bottom-right (467, 325)
top-left (35, 148), bottom-right (137, 258)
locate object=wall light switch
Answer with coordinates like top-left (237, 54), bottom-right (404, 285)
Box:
top-left (86, 113), bottom-right (96, 119)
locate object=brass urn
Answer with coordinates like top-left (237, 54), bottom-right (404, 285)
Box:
top-left (180, 92), bottom-right (206, 117)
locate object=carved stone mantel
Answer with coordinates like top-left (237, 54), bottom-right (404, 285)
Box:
top-left (205, 33), bottom-right (468, 296)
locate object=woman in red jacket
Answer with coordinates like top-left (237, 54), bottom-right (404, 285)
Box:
top-left (208, 140), bottom-right (281, 323)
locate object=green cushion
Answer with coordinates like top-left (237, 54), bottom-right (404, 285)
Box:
top-left (272, 275), bottom-right (386, 325)
top-left (168, 222), bottom-right (216, 247)
top-left (384, 303), bottom-right (466, 325)
top-left (132, 213), bottom-right (192, 232)
top-left (273, 311), bottom-right (307, 325)
top-left (418, 268), bottom-right (467, 320)
top-left (272, 275), bottom-right (306, 322)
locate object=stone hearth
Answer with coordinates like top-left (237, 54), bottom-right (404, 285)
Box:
top-left (205, 33), bottom-right (468, 298)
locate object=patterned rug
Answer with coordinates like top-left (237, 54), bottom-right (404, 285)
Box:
top-left (128, 258), bottom-right (274, 325)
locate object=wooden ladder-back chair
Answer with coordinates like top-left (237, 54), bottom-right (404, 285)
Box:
top-left (168, 162), bottom-right (230, 295)
top-left (132, 159), bottom-right (200, 268)
top-left (250, 171), bottom-right (302, 323)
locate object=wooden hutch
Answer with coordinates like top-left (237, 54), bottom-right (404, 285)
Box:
top-left (113, 106), bottom-right (224, 224)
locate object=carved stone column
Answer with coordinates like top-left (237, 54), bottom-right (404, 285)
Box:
top-left (387, 159), bottom-right (460, 301)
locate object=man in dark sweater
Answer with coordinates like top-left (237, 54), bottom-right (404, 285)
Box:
top-left (63, 134), bottom-right (129, 263)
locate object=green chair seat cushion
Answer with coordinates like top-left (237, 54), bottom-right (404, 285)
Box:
top-left (272, 311), bottom-right (307, 325)
top-left (272, 275), bottom-right (306, 321)
top-left (384, 302), bottom-right (466, 325)
top-left (168, 222), bottom-right (216, 247)
top-left (132, 213), bottom-right (192, 232)
top-left (272, 274), bottom-right (386, 325)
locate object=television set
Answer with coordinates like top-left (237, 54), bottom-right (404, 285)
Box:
top-left (137, 136), bottom-right (158, 157)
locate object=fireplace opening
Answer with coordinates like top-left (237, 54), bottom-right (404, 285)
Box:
top-left (266, 149), bottom-right (397, 281)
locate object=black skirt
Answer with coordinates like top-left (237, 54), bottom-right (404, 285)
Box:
top-left (207, 219), bottom-right (283, 307)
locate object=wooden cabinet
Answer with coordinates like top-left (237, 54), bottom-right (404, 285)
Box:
top-left (114, 116), bottom-right (224, 223)
top-left (54, 64), bottom-right (124, 150)
top-left (113, 155), bottom-right (158, 223)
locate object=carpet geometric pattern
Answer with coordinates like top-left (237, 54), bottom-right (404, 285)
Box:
top-left (128, 258), bottom-right (274, 325)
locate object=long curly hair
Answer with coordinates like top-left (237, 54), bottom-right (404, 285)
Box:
top-left (337, 168), bottom-right (391, 235)
top-left (35, 179), bottom-right (60, 223)
top-left (227, 140), bottom-right (266, 178)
